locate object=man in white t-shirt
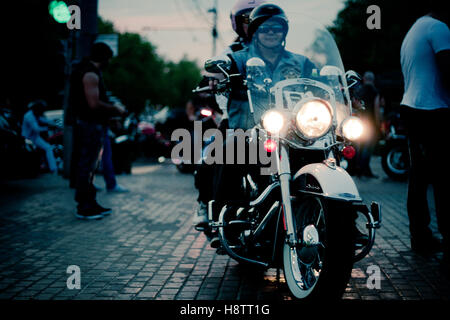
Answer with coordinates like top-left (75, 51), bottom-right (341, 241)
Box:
top-left (400, 0), bottom-right (449, 266)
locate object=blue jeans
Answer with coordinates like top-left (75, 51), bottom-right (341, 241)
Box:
top-left (34, 136), bottom-right (57, 172)
top-left (402, 107), bottom-right (449, 247)
top-left (102, 128), bottom-right (117, 190)
top-left (74, 121), bottom-right (104, 208)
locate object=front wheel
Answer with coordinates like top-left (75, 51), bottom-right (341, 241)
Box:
top-left (283, 197), bottom-right (355, 299)
top-left (381, 141), bottom-right (409, 180)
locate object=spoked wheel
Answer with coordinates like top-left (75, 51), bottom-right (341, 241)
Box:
top-left (283, 196), bottom-right (355, 299)
top-left (381, 143), bottom-right (409, 180)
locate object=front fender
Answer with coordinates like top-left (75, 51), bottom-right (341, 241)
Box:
top-left (292, 163), bottom-right (361, 202)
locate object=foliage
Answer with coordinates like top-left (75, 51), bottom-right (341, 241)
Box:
top-left (98, 17), bottom-right (202, 113)
top-left (327, 0), bottom-right (429, 106)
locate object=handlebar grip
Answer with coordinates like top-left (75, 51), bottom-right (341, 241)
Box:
top-left (192, 80), bottom-right (229, 94)
top-left (192, 86), bottom-right (211, 93)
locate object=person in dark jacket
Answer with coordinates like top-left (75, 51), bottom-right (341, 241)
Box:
top-left (69, 42), bottom-right (125, 220)
top-left (354, 71), bottom-right (381, 178)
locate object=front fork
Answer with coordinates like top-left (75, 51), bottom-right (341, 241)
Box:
top-left (276, 144), bottom-right (298, 247)
top-left (275, 144), bottom-right (382, 261)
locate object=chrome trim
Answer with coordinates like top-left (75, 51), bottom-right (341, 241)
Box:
top-left (252, 201), bottom-right (280, 240)
top-left (218, 206), bottom-right (269, 267)
top-left (249, 181), bottom-right (280, 207)
top-left (353, 202), bottom-right (381, 262)
top-left (278, 145), bottom-right (297, 241)
top-left (246, 174), bottom-right (258, 193)
top-left (292, 97), bottom-right (334, 141)
top-left (297, 189), bottom-right (362, 202)
top-left (282, 137), bottom-right (343, 151)
top-left (208, 200), bottom-right (215, 222)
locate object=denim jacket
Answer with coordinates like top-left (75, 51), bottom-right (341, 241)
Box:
top-left (21, 110), bottom-right (52, 143)
top-left (227, 44), bottom-right (315, 130)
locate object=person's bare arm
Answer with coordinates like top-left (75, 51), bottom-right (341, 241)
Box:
top-left (436, 49), bottom-right (450, 91)
top-left (83, 72), bottom-right (125, 115)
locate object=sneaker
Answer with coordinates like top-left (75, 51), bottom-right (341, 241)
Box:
top-left (193, 202), bottom-right (208, 230)
top-left (93, 183), bottom-right (103, 191)
top-left (94, 203), bottom-right (112, 216)
top-left (107, 184), bottom-right (129, 193)
top-left (75, 207), bottom-right (104, 220)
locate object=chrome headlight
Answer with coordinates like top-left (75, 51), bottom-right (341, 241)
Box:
top-left (262, 110), bottom-right (285, 135)
top-left (295, 99), bottom-right (333, 140)
top-left (341, 116), bottom-right (364, 141)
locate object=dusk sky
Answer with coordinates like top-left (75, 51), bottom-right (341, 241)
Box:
top-left (99, 0), bottom-right (346, 65)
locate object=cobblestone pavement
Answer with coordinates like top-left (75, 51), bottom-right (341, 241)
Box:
top-left (0, 157), bottom-right (449, 301)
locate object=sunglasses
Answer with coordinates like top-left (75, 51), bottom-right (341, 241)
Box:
top-left (258, 25), bottom-right (285, 34)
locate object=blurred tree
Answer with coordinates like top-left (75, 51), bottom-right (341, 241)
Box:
top-left (98, 17), bottom-right (202, 113)
top-left (162, 59), bottom-right (203, 108)
top-left (328, 0), bottom-right (429, 108)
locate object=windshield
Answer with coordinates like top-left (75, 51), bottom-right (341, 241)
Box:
top-left (245, 11), bottom-right (351, 133)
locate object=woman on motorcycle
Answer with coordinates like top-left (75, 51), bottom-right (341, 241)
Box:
top-left (226, 3), bottom-right (316, 131)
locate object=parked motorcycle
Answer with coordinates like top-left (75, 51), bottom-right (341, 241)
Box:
top-left (175, 77), bottom-right (223, 173)
top-left (193, 11), bottom-right (381, 299)
top-left (137, 107), bottom-right (185, 160)
top-left (108, 113), bottom-right (139, 174)
top-left (380, 111), bottom-right (408, 180)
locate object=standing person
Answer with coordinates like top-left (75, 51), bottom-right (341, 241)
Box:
top-left (69, 42), bottom-right (126, 220)
top-left (355, 71), bottom-right (381, 178)
top-left (400, 0), bottom-right (449, 264)
top-left (101, 127), bottom-right (129, 192)
top-left (22, 100), bottom-right (58, 173)
top-left (192, 0), bottom-right (266, 229)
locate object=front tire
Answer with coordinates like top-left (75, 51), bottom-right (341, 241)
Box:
top-left (381, 141), bottom-right (409, 180)
top-left (283, 197), bottom-right (355, 299)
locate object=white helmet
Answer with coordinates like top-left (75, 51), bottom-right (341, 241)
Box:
top-left (230, 0), bottom-right (266, 38)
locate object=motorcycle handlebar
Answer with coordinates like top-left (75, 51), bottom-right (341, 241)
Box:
top-left (192, 81), bottom-right (230, 94)
top-left (192, 86), bottom-right (211, 93)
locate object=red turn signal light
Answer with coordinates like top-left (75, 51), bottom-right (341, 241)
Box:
top-left (264, 139), bottom-right (277, 153)
top-left (342, 146), bottom-right (356, 159)
top-left (200, 109), bottom-right (213, 117)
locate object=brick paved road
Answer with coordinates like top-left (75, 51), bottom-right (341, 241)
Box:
top-left (0, 157), bottom-right (449, 300)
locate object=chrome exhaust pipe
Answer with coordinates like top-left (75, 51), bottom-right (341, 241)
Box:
top-left (218, 205), bottom-right (269, 268)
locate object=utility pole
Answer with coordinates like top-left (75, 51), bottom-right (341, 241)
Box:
top-left (208, 0), bottom-right (218, 56)
top-left (77, 0), bottom-right (99, 60)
